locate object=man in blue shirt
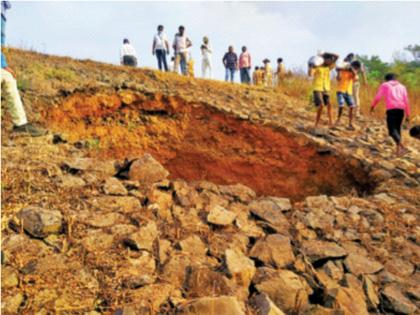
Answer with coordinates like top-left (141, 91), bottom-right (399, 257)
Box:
top-left (1, 1), bottom-right (43, 136)
top-left (222, 46), bottom-right (238, 83)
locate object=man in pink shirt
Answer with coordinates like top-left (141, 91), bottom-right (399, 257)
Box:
top-left (239, 46), bottom-right (251, 84)
top-left (371, 73), bottom-right (411, 156)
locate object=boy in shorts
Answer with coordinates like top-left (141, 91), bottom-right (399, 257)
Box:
top-left (308, 52), bottom-right (339, 128)
top-left (335, 66), bottom-right (357, 129)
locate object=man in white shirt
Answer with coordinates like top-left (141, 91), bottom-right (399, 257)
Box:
top-left (152, 25), bottom-right (170, 71)
top-left (201, 36), bottom-right (212, 78)
top-left (120, 38), bottom-right (138, 67)
top-left (172, 25), bottom-right (192, 75)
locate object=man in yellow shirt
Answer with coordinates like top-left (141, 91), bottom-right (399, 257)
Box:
top-left (308, 52), bottom-right (339, 128)
top-left (335, 66), bottom-right (357, 129)
top-left (263, 59), bottom-right (272, 87)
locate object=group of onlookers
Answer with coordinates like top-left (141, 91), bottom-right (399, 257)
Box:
top-left (120, 25), bottom-right (288, 86)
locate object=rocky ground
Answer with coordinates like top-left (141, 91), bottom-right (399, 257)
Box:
top-left (1, 49), bottom-right (419, 314)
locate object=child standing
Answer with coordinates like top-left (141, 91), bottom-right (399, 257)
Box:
top-left (308, 52), bottom-right (339, 128)
top-left (371, 73), bottom-right (410, 157)
top-left (262, 59), bottom-right (273, 87)
top-left (335, 64), bottom-right (357, 129)
top-left (276, 58), bottom-right (286, 86)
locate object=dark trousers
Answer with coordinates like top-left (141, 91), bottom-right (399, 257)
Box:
top-left (240, 67), bottom-right (251, 84)
top-left (123, 55), bottom-right (137, 67)
top-left (386, 109), bottom-right (405, 144)
top-left (156, 49), bottom-right (168, 71)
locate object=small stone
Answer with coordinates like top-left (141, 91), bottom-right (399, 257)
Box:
top-left (250, 293), bottom-right (286, 315)
top-left (103, 177), bottom-right (128, 195)
top-left (363, 276), bottom-right (379, 310)
top-left (207, 205), bottom-right (237, 226)
top-left (17, 206), bottom-right (63, 238)
top-left (384, 257), bottom-right (415, 278)
top-left (123, 221), bottom-right (158, 251)
top-left (82, 230), bottom-right (114, 252)
top-left (1, 266), bottom-right (19, 288)
top-left (219, 183), bottom-right (256, 202)
top-left (58, 175), bottom-right (86, 188)
top-left (250, 234), bottom-right (295, 268)
top-left (266, 197), bottom-right (292, 211)
top-left (184, 266), bottom-right (234, 298)
top-left (178, 296), bottom-right (245, 315)
top-left (382, 284), bottom-right (417, 314)
top-left (225, 248), bottom-right (256, 287)
top-left (249, 199), bottom-right (290, 232)
top-left (179, 235), bottom-right (208, 258)
top-left (305, 195), bottom-right (333, 211)
top-left (301, 240), bottom-right (347, 263)
top-left (128, 154), bottom-right (169, 184)
top-left (343, 253), bottom-right (383, 276)
top-left (2, 292), bottom-right (24, 314)
top-left (323, 261), bottom-right (344, 281)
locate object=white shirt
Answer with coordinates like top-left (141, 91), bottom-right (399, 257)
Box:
top-left (201, 43), bottom-right (212, 60)
top-left (120, 43), bottom-right (137, 61)
top-left (154, 32), bottom-right (168, 51)
top-left (173, 34), bottom-right (191, 53)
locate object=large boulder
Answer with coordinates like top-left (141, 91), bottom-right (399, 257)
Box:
top-left (343, 253), bottom-right (383, 276)
top-left (178, 296), bottom-right (245, 315)
top-left (250, 293), bottom-right (286, 315)
top-left (249, 199), bottom-right (290, 233)
top-left (207, 205), bottom-right (237, 226)
top-left (17, 206), bottom-right (63, 238)
top-left (301, 240), bottom-right (347, 263)
top-left (225, 248), bottom-right (256, 288)
top-left (128, 154), bottom-right (169, 184)
top-left (250, 234), bottom-right (295, 268)
top-left (324, 287), bottom-right (369, 315)
top-left (255, 269), bottom-right (311, 313)
top-left (382, 284), bottom-right (417, 314)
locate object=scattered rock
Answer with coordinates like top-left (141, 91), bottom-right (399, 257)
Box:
top-left (363, 276), bottom-right (379, 310)
top-left (384, 257), bottom-right (415, 278)
top-left (305, 195), bottom-right (333, 211)
top-left (179, 235), bottom-right (208, 258)
top-left (382, 284), bottom-right (417, 314)
top-left (301, 240), bottom-right (347, 263)
top-left (103, 177), bottom-right (128, 195)
top-left (128, 154), bottom-right (169, 184)
top-left (178, 296), bottom-right (245, 315)
top-left (1, 266), bottom-right (19, 289)
top-left (250, 293), bottom-right (286, 315)
top-left (225, 248), bottom-right (256, 287)
top-left (88, 196), bottom-right (141, 213)
top-left (250, 234), bottom-right (295, 268)
top-left (58, 174), bottom-right (86, 188)
top-left (17, 206), bottom-right (63, 238)
top-left (207, 205), bottom-right (237, 226)
top-left (325, 287), bottom-right (369, 315)
top-left (255, 269), bottom-right (311, 313)
top-left (219, 183), bottom-right (256, 202)
top-left (1, 292), bottom-right (24, 314)
top-left (185, 266), bottom-right (234, 298)
top-left (123, 221), bottom-right (158, 251)
top-left (343, 253), bottom-right (383, 276)
top-left (249, 199), bottom-right (290, 233)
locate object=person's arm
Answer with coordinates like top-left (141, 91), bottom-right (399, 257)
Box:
top-left (165, 36), bottom-right (170, 54)
top-left (222, 54), bottom-right (227, 67)
top-left (120, 47), bottom-right (124, 64)
top-left (207, 44), bottom-right (212, 54)
top-left (308, 66), bottom-right (314, 77)
top-left (172, 36), bottom-right (177, 52)
top-left (371, 84), bottom-right (384, 113)
top-left (186, 37), bottom-right (192, 48)
top-left (336, 70), bottom-right (341, 81)
top-left (235, 54), bottom-right (239, 70)
top-left (248, 54), bottom-right (252, 68)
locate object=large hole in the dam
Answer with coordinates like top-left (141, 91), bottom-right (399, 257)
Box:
top-left (46, 91), bottom-right (375, 201)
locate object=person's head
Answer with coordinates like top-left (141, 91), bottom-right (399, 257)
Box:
top-left (123, 38), bottom-right (130, 44)
top-left (410, 126), bottom-right (420, 139)
top-left (351, 60), bottom-right (362, 71)
top-left (277, 58), bottom-right (283, 64)
top-left (255, 66), bottom-right (259, 71)
top-left (344, 53), bottom-right (355, 62)
top-left (242, 46), bottom-right (247, 53)
top-left (323, 56), bottom-right (334, 66)
top-left (178, 25), bottom-right (185, 35)
top-left (203, 36), bottom-right (209, 44)
top-left (263, 58), bottom-right (270, 64)
top-left (385, 73), bottom-right (397, 82)
top-left (157, 25), bottom-right (164, 32)
top-left (228, 46), bottom-right (234, 53)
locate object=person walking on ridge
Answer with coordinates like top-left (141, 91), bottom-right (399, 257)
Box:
top-left (344, 53), bottom-right (367, 117)
top-left (239, 46), bottom-right (251, 84)
top-left (308, 51), bottom-right (339, 128)
top-left (201, 36), bottom-right (212, 78)
top-left (371, 73), bottom-right (410, 157)
top-left (1, 0), bottom-right (43, 136)
top-left (152, 25), bottom-right (170, 71)
top-left (173, 25), bottom-right (192, 75)
top-left (120, 38), bottom-right (138, 67)
top-left (223, 46), bottom-right (238, 83)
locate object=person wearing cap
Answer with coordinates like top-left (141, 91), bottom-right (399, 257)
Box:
top-left (371, 73), bottom-right (411, 157)
top-left (120, 38), bottom-right (138, 67)
top-left (173, 25), bottom-right (192, 75)
top-left (335, 62), bottom-right (357, 129)
top-left (223, 46), bottom-right (238, 82)
top-left (201, 36), bottom-right (212, 78)
top-left (1, 0), bottom-right (43, 136)
top-left (262, 59), bottom-right (272, 86)
top-left (239, 46), bottom-right (251, 84)
top-left (152, 25), bottom-right (170, 71)
top-left (308, 51), bottom-right (339, 128)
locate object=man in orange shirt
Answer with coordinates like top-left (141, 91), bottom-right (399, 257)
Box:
top-left (335, 65), bottom-right (357, 129)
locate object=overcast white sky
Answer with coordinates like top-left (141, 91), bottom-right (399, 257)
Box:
top-left (5, 1), bottom-right (420, 80)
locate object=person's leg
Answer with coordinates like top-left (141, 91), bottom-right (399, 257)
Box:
top-left (386, 109), bottom-right (404, 155)
top-left (180, 53), bottom-right (186, 75)
top-left (162, 51), bottom-right (169, 72)
top-left (335, 92), bottom-right (344, 125)
top-left (314, 91), bottom-right (323, 127)
top-left (225, 68), bottom-right (229, 82)
top-left (1, 69), bottom-right (28, 127)
top-left (202, 59), bottom-right (206, 78)
top-left (245, 68), bottom-right (251, 84)
top-left (353, 82), bottom-right (360, 117)
top-left (208, 60), bottom-right (212, 79)
top-left (346, 94), bottom-right (355, 129)
top-left (324, 93), bottom-right (333, 128)
top-left (230, 69), bottom-right (235, 83)
top-left (156, 50), bottom-right (163, 70)
top-left (174, 53), bottom-right (181, 73)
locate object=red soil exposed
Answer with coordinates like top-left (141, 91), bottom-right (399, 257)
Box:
top-left (46, 91), bottom-right (371, 200)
